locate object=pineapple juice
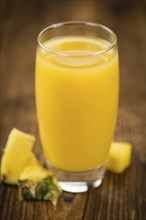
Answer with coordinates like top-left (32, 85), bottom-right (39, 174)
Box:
top-left (35, 36), bottom-right (119, 172)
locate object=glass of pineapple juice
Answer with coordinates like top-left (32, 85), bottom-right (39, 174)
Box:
top-left (35, 21), bottom-right (119, 192)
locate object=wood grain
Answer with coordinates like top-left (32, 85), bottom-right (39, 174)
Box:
top-left (0, 1), bottom-right (145, 219)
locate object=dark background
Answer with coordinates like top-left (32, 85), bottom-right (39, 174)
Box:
top-left (0, 0), bottom-right (145, 220)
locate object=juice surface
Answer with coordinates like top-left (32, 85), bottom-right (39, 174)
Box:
top-left (35, 36), bottom-right (119, 172)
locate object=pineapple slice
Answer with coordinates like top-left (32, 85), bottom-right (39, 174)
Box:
top-left (1, 128), bottom-right (35, 184)
top-left (107, 142), bottom-right (132, 173)
top-left (18, 153), bottom-right (62, 205)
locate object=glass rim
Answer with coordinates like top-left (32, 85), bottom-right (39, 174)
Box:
top-left (37, 21), bottom-right (117, 57)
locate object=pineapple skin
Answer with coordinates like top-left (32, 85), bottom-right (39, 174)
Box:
top-left (18, 153), bottom-right (62, 203)
top-left (1, 128), bottom-right (35, 184)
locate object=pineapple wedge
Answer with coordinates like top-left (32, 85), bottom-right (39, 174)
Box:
top-left (107, 142), bottom-right (132, 173)
top-left (1, 128), bottom-right (35, 184)
top-left (18, 153), bottom-right (62, 204)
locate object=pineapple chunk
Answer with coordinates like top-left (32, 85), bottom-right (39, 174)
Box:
top-left (107, 142), bottom-right (132, 173)
top-left (18, 153), bottom-right (62, 204)
top-left (1, 128), bottom-right (35, 184)
top-left (19, 153), bottom-right (53, 181)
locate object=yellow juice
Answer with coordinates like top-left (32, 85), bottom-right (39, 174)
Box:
top-left (35, 36), bottom-right (119, 172)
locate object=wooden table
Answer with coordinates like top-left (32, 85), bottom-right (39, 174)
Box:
top-left (0, 1), bottom-right (145, 219)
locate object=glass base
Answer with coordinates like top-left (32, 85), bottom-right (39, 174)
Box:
top-left (59, 179), bottom-right (103, 193)
top-left (46, 163), bottom-right (106, 193)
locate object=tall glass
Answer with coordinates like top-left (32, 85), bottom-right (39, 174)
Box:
top-left (35, 21), bottom-right (119, 192)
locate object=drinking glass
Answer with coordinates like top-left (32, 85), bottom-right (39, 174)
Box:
top-left (35, 21), bottom-right (119, 192)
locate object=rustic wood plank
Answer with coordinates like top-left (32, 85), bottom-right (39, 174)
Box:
top-left (0, 1), bottom-right (145, 220)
